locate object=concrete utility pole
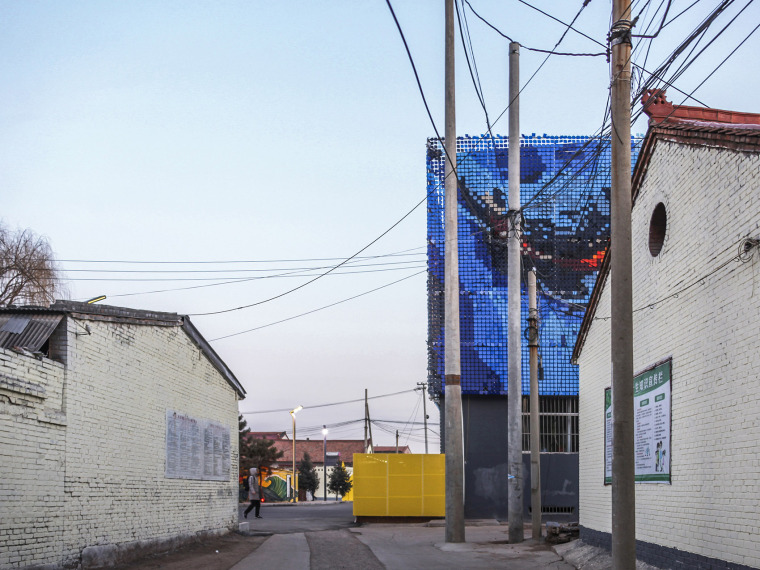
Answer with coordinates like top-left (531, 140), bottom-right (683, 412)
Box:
top-left (322, 425), bottom-right (328, 502)
top-left (609, 2), bottom-right (635, 568)
top-left (366, 398), bottom-right (374, 453)
top-left (417, 382), bottom-right (429, 454)
top-left (444, 0), bottom-right (465, 544)
top-left (507, 41), bottom-right (524, 544)
top-left (364, 389), bottom-right (369, 453)
top-left (528, 269), bottom-right (541, 540)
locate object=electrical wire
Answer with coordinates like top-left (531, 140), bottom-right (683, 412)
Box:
top-left (65, 265), bottom-right (425, 282)
top-left (56, 249), bottom-right (426, 265)
top-left (208, 269), bottom-right (425, 341)
top-left (240, 388), bottom-right (420, 415)
top-left (463, 0), bottom-right (606, 57)
top-left (594, 238), bottom-right (758, 321)
top-left (58, 258), bottom-right (425, 274)
top-left (183, 0), bottom-right (454, 317)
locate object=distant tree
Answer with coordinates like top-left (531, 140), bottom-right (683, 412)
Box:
top-left (238, 414), bottom-right (252, 471)
top-left (237, 416), bottom-right (284, 473)
top-left (298, 452), bottom-right (319, 498)
top-left (327, 462), bottom-right (353, 499)
top-left (0, 224), bottom-right (66, 306)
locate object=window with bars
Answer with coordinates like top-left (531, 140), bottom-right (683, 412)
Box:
top-left (522, 396), bottom-right (578, 453)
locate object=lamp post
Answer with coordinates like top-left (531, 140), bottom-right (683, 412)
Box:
top-left (322, 425), bottom-right (328, 502)
top-left (290, 406), bottom-right (303, 502)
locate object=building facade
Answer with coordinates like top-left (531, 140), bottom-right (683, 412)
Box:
top-left (573, 93), bottom-right (760, 568)
top-left (0, 301), bottom-right (245, 569)
top-left (427, 133), bottom-right (640, 519)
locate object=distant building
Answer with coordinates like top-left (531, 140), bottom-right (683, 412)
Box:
top-left (427, 133), bottom-right (641, 519)
top-left (0, 301), bottom-right (245, 569)
top-left (243, 431), bottom-right (367, 501)
top-left (373, 446), bottom-right (411, 454)
top-left (248, 430), bottom-right (289, 440)
top-left (572, 92), bottom-right (760, 569)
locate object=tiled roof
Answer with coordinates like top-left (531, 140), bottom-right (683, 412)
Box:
top-left (271, 439), bottom-right (366, 466)
top-left (0, 301), bottom-right (245, 398)
top-left (247, 431), bottom-right (288, 440)
top-left (373, 446), bottom-right (412, 454)
top-left (572, 93), bottom-right (760, 363)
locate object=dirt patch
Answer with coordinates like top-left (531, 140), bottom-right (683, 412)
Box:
top-left (113, 532), bottom-right (267, 570)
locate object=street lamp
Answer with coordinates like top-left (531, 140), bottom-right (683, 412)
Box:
top-left (290, 406), bottom-right (303, 502)
top-left (322, 425), bottom-right (328, 502)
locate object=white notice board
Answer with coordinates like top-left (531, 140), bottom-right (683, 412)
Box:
top-left (165, 410), bottom-right (230, 481)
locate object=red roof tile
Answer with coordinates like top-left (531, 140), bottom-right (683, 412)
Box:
top-left (270, 439), bottom-right (366, 466)
top-left (247, 431), bottom-right (288, 441)
top-left (373, 446), bottom-right (412, 454)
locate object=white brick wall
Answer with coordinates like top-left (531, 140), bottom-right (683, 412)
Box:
top-left (0, 347), bottom-right (67, 568)
top-left (578, 140), bottom-right (760, 567)
top-left (0, 315), bottom-right (241, 569)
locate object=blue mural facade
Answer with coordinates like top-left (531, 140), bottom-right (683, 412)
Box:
top-left (427, 134), bottom-right (641, 398)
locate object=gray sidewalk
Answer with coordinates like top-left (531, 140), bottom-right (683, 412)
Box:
top-left (232, 519), bottom-right (576, 569)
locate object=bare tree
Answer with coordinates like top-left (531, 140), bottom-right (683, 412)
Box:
top-left (0, 224), bottom-right (66, 306)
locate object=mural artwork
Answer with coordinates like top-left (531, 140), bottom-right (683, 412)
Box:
top-left (427, 134), bottom-right (641, 398)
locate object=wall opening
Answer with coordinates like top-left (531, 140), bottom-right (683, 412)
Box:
top-left (649, 202), bottom-right (667, 256)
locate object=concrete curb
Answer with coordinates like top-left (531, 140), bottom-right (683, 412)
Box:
top-left (239, 501), bottom-right (350, 508)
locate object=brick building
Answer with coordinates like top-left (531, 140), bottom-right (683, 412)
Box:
top-left (247, 432), bottom-right (364, 501)
top-left (572, 93), bottom-right (760, 568)
top-left (0, 301), bottom-right (245, 569)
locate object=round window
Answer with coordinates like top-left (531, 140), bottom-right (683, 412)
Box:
top-left (648, 202), bottom-right (667, 257)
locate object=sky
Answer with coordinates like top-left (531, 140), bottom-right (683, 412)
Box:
top-left (2, 1), bottom-right (758, 452)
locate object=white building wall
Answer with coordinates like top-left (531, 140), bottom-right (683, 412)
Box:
top-left (61, 317), bottom-right (240, 567)
top-left (0, 348), bottom-right (67, 568)
top-left (578, 140), bottom-right (760, 567)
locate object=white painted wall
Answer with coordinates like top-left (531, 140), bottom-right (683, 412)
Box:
top-left (0, 348), bottom-right (67, 568)
top-left (578, 139), bottom-right (760, 567)
top-left (0, 315), bottom-right (241, 568)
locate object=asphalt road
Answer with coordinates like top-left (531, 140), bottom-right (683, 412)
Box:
top-left (238, 501), bottom-right (357, 535)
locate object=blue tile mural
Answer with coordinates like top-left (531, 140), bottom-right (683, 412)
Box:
top-left (427, 134), bottom-right (641, 397)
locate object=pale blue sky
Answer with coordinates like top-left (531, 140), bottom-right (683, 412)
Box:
top-left (2, 1), bottom-right (757, 450)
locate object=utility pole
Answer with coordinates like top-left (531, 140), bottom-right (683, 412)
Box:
top-left (417, 382), bottom-right (429, 454)
top-left (364, 389), bottom-right (369, 453)
top-left (366, 398), bottom-right (375, 453)
top-left (609, 2), bottom-right (635, 568)
top-left (507, 40), bottom-right (524, 544)
top-left (528, 269), bottom-right (541, 541)
top-left (396, 430), bottom-right (399, 453)
top-left (444, 0), bottom-right (465, 544)
top-left (322, 425), bottom-right (328, 502)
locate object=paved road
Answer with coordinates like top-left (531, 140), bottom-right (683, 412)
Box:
top-left (238, 501), bottom-right (356, 535)
top-left (233, 502), bottom-right (575, 569)
top-left (234, 502), bottom-right (383, 569)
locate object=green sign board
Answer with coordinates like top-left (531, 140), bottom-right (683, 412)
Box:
top-left (604, 360), bottom-right (671, 484)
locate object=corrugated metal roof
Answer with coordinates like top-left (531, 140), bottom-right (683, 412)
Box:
top-left (0, 314), bottom-right (62, 352)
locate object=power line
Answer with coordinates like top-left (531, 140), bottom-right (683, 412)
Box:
top-left (58, 258), bottom-right (425, 274)
top-left (184, 0), bottom-right (474, 318)
top-left (240, 388), bottom-right (419, 415)
top-left (209, 269), bottom-right (425, 341)
top-left (463, 0), bottom-right (606, 57)
top-left (594, 238), bottom-right (758, 321)
top-left (81, 249), bottom-right (426, 299)
top-left (56, 248), bottom-right (426, 265)
top-left (65, 264), bottom-right (425, 282)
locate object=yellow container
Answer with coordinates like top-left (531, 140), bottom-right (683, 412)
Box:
top-left (352, 454), bottom-right (445, 517)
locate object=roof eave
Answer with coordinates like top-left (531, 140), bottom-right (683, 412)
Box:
top-left (181, 316), bottom-right (246, 399)
top-left (571, 127), bottom-right (659, 364)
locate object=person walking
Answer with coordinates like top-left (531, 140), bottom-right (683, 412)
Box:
top-left (243, 467), bottom-right (262, 519)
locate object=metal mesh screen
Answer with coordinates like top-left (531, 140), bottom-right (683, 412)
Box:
top-left (427, 134), bottom-right (641, 398)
